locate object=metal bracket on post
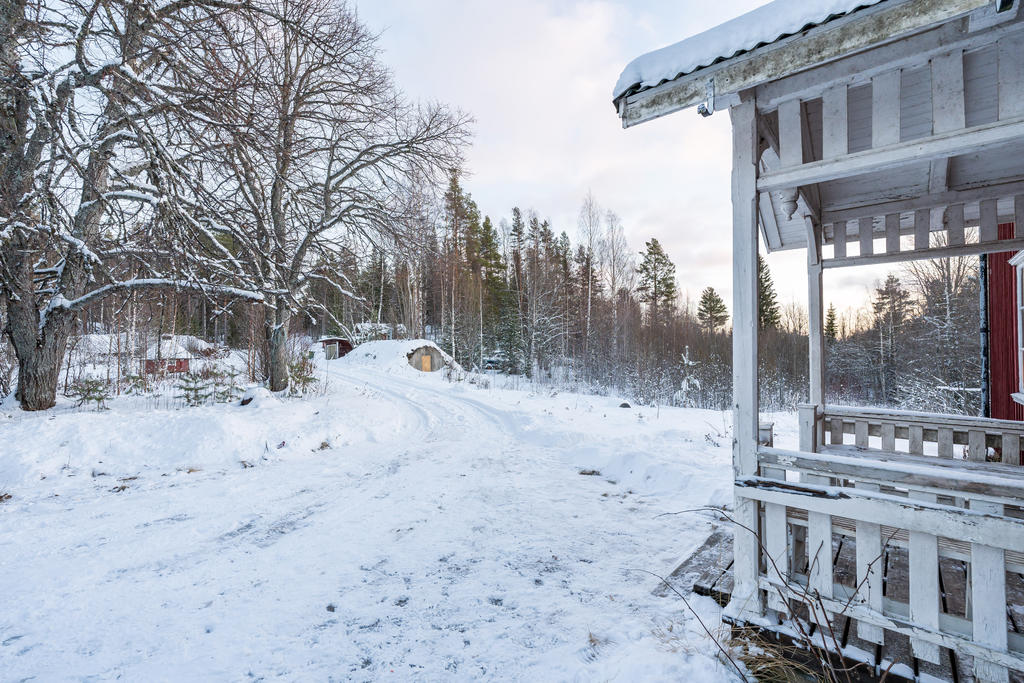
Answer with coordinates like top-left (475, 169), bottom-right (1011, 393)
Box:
top-left (697, 78), bottom-right (715, 117)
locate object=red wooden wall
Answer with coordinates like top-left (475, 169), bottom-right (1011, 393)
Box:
top-left (988, 223), bottom-right (1024, 421)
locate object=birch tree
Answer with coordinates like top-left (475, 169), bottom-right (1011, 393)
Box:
top-left (199, 0), bottom-right (469, 391)
top-left (1, 0), bottom-right (263, 410)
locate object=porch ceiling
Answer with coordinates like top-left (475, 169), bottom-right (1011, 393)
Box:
top-left (763, 132), bottom-right (1024, 252)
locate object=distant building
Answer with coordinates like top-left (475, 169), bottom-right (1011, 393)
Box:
top-left (319, 337), bottom-right (354, 360)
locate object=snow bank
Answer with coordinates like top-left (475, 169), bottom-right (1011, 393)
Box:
top-left (338, 339), bottom-right (461, 374)
top-left (613, 0), bottom-right (884, 99)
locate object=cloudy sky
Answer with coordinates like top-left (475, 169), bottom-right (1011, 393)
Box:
top-left (355, 0), bottom-right (886, 317)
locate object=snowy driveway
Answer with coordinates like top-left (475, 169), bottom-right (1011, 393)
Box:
top-left (0, 361), bottom-right (740, 681)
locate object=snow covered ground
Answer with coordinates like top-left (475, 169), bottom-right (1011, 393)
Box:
top-left (0, 343), bottom-right (796, 680)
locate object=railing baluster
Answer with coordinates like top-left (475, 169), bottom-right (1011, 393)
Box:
top-left (914, 208), bottom-right (930, 251)
top-left (909, 425), bottom-right (924, 455)
top-left (947, 203), bottom-right (965, 246)
top-left (938, 427), bottom-right (954, 458)
top-left (859, 216), bottom-right (874, 257)
top-left (763, 463), bottom-right (790, 616)
top-left (855, 482), bottom-right (885, 646)
top-left (881, 422), bottom-right (896, 451)
top-left (830, 417), bottom-right (844, 446)
top-left (971, 499), bottom-right (1008, 683)
top-left (969, 429), bottom-right (987, 462)
top-left (909, 490), bottom-right (941, 664)
top-left (1004, 433), bottom-right (1021, 466)
top-left (806, 473), bottom-right (833, 629)
top-left (833, 221), bottom-right (847, 259)
top-left (885, 214), bottom-right (900, 254)
top-left (855, 420), bottom-right (869, 449)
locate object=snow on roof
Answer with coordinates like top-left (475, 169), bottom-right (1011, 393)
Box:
top-left (613, 0), bottom-right (886, 100)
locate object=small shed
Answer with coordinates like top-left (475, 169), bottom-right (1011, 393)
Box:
top-left (320, 337), bottom-right (354, 360)
top-left (141, 334), bottom-right (193, 375)
top-left (407, 344), bottom-right (443, 372)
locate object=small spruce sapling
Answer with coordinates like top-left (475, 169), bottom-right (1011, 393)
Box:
top-left (69, 378), bottom-right (112, 411)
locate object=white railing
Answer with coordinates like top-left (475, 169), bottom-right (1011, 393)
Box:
top-left (813, 404), bottom-right (1024, 464)
top-left (733, 405), bottom-right (1024, 681)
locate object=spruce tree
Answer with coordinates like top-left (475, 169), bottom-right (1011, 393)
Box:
top-left (636, 238), bottom-right (677, 327)
top-left (697, 287), bottom-right (728, 333)
top-left (757, 254), bottom-right (781, 330)
top-left (824, 303), bottom-right (838, 342)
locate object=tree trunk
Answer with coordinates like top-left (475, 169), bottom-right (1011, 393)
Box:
top-left (265, 299), bottom-right (290, 392)
top-left (14, 338), bottom-right (66, 410)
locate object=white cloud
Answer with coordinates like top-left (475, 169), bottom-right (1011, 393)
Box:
top-left (356, 0), bottom-right (888, 315)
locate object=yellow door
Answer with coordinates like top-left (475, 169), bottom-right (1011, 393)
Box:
top-left (422, 355), bottom-right (431, 372)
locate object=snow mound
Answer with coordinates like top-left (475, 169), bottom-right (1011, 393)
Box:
top-left (339, 339), bottom-right (461, 374)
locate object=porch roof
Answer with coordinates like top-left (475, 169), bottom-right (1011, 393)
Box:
top-left (613, 0), bottom-right (885, 101)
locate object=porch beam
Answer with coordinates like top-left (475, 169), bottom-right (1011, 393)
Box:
top-left (823, 236), bottom-right (1024, 269)
top-left (757, 117), bottom-right (1024, 193)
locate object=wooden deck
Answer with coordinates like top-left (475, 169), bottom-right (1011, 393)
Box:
top-left (660, 525), bottom-right (1024, 682)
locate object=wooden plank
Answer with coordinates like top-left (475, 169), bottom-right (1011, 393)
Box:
top-left (617, 0), bottom-right (989, 127)
top-left (736, 478), bottom-right (1024, 550)
top-left (909, 425), bottom-right (924, 455)
top-left (822, 85), bottom-right (848, 160)
top-left (932, 50), bottom-right (966, 134)
top-left (884, 214), bottom-right (900, 254)
top-left (939, 427), bottom-right (954, 458)
top-left (980, 198), bottom-right (999, 243)
top-left (757, 117), bottom-right (1024, 193)
top-left (728, 96), bottom-right (762, 623)
top-left (832, 221), bottom-right (847, 259)
top-left (758, 446), bottom-right (1024, 502)
top-left (805, 472), bottom-right (834, 628)
top-left (1003, 433), bottom-right (1021, 466)
top-left (778, 99), bottom-right (803, 167)
top-left (948, 202), bottom-right (966, 246)
top-left (855, 482), bottom-right (885, 644)
top-left (914, 209), bottom-right (931, 251)
top-left (872, 70), bottom-right (901, 148)
top-left (859, 217), bottom-right (874, 257)
top-left (971, 499), bottom-right (1009, 683)
top-left (855, 419), bottom-right (869, 448)
top-left (765, 496), bottom-right (790, 615)
top-left (908, 490), bottom-right (941, 664)
top-left (998, 33), bottom-right (1024, 121)
top-left (969, 429), bottom-right (987, 462)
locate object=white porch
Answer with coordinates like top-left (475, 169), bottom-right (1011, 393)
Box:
top-left (615, 1), bottom-right (1024, 680)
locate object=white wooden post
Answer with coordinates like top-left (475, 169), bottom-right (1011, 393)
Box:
top-left (725, 93), bottom-right (763, 624)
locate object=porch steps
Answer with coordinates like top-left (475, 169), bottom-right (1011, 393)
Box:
top-left (657, 527), bottom-right (1024, 682)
